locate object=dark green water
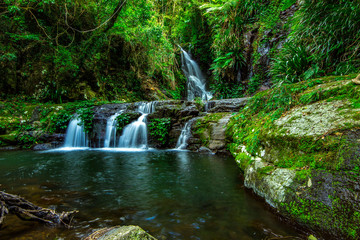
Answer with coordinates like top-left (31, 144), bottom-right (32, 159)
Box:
top-left (0, 150), bottom-right (302, 240)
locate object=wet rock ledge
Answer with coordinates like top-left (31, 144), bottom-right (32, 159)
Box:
top-left (18, 98), bottom-right (248, 153)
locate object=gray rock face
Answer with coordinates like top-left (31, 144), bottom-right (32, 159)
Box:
top-left (190, 113), bottom-right (234, 154)
top-left (84, 225), bottom-right (157, 240)
top-left (273, 99), bottom-right (360, 138)
top-left (178, 105), bottom-right (199, 118)
top-left (243, 156), bottom-right (296, 207)
top-left (205, 98), bottom-right (248, 113)
top-left (208, 114), bottom-right (232, 152)
top-left (33, 143), bottom-right (53, 151)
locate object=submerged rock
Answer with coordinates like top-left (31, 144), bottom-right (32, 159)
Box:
top-left (84, 225), bottom-right (157, 240)
top-left (198, 146), bottom-right (213, 154)
top-left (33, 143), bottom-right (53, 151)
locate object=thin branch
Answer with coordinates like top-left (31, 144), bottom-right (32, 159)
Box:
top-left (28, 9), bottom-right (53, 40)
top-left (64, 0), bottom-right (127, 34)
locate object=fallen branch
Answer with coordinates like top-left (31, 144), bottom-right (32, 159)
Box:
top-left (0, 191), bottom-right (77, 228)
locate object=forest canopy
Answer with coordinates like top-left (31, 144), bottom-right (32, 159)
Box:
top-left (1, 0), bottom-right (359, 102)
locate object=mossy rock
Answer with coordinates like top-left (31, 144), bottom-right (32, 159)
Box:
top-left (191, 113), bottom-right (233, 153)
top-left (0, 133), bottom-right (17, 145)
top-left (84, 225), bottom-right (157, 240)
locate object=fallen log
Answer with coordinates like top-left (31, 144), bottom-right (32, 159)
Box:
top-left (0, 191), bottom-right (77, 228)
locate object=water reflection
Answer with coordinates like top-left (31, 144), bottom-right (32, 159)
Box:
top-left (0, 150), bottom-right (303, 240)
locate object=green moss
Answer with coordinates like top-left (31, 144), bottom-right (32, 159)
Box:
top-left (298, 80), bottom-right (359, 105)
top-left (295, 169), bottom-right (311, 182)
top-left (234, 152), bottom-right (253, 171)
top-left (0, 133), bottom-right (17, 144)
top-left (202, 112), bottom-right (228, 122)
top-left (281, 197), bottom-right (360, 239)
top-left (193, 118), bottom-right (210, 147)
top-left (228, 74), bottom-right (360, 171)
top-left (258, 165), bottom-right (275, 175)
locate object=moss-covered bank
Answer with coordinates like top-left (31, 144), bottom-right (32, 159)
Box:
top-left (226, 74), bottom-right (360, 239)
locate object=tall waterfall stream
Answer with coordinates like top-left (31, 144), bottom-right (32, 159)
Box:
top-left (180, 48), bottom-right (212, 101)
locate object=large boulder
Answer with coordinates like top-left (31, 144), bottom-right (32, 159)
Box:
top-left (190, 113), bottom-right (233, 154)
top-left (84, 225), bottom-right (157, 240)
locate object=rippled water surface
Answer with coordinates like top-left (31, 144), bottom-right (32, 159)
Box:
top-left (0, 150), bottom-right (303, 239)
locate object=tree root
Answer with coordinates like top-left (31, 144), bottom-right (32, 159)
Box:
top-left (0, 191), bottom-right (77, 229)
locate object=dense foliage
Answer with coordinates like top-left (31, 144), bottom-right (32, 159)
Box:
top-left (0, 0), bottom-right (180, 102)
top-left (1, 0), bottom-right (359, 101)
top-left (271, 1), bottom-right (360, 84)
top-left (148, 117), bottom-right (171, 145)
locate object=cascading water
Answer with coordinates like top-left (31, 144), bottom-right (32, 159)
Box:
top-left (138, 101), bottom-right (156, 114)
top-left (175, 118), bottom-right (199, 150)
top-left (117, 102), bottom-right (156, 149)
top-left (180, 48), bottom-right (212, 101)
top-left (63, 118), bottom-right (88, 148)
top-left (103, 111), bottom-right (123, 148)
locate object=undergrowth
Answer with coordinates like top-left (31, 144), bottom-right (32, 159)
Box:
top-left (227, 74), bottom-right (360, 171)
top-left (148, 118), bottom-right (171, 145)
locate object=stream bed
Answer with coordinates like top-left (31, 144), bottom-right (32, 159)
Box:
top-left (0, 150), bottom-right (303, 239)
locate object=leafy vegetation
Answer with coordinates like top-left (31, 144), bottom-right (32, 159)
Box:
top-left (271, 1), bottom-right (360, 85)
top-left (115, 112), bottom-right (140, 132)
top-left (227, 74), bottom-right (360, 172)
top-left (0, 0), bottom-right (181, 102)
top-left (148, 117), bottom-right (171, 145)
top-left (1, 0), bottom-right (359, 100)
top-left (76, 107), bottom-right (94, 133)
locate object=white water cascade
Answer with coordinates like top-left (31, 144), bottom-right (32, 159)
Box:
top-left (175, 118), bottom-right (198, 150)
top-left (180, 48), bottom-right (212, 101)
top-left (63, 118), bottom-right (88, 148)
top-left (103, 111), bottom-right (123, 148)
top-left (117, 102), bottom-right (156, 149)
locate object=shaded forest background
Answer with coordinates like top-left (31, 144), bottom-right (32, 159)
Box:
top-left (1, 0), bottom-right (359, 102)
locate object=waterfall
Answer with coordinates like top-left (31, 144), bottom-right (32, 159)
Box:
top-left (175, 118), bottom-right (198, 150)
top-left (117, 102), bottom-right (156, 149)
top-left (138, 101), bottom-right (156, 114)
top-left (64, 118), bottom-right (88, 148)
top-left (103, 111), bottom-right (123, 148)
top-left (180, 48), bottom-right (212, 101)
